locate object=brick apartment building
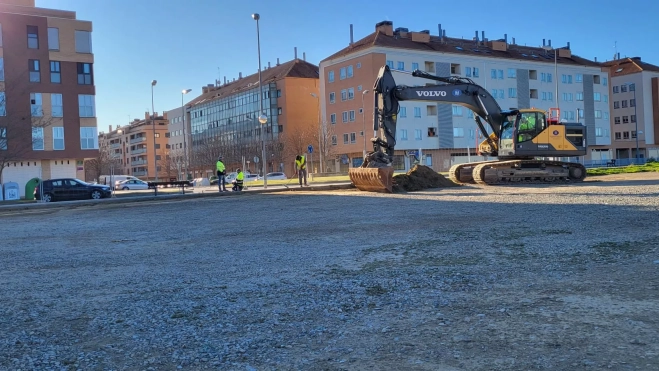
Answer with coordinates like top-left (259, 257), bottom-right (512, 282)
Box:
top-left (319, 21), bottom-right (611, 172)
top-left (98, 112), bottom-right (169, 181)
top-left (184, 56), bottom-right (320, 178)
top-left (0, 0), bottom-right (97, 197)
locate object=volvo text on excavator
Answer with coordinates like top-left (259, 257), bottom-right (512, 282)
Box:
top-left (348, 65), bottom-right (587, 193)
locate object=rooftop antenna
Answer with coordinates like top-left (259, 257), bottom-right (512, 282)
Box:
top-left (614, 41), bottom-right (617, 60)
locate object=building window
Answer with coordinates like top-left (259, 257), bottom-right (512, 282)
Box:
top-left (50, 61), bottom-right (61, 83)
top-left (530, 89), bottom-right (538, 99)
top-left (603, 77), bottom-right (608, 86)
top-left (386, 60), bottom-right (394, 69)
top-left (27, 25), bottom-right (39, 49)
top-left (595, 110), bottom-right (602, 119)
top-left (614, 101), bottom-right (620, 109)
top-left (357, 85), bottom-right (362, 91)
top-left (547, 73), bottom-right (553, 82)
top-left (80, 127), bottom-right (98, 149)
top-left (630, 99), bottom-right (636, 107)
top-left (427, 127), bottom-right (437, 137)
top-left (329, 92), bottom-right (335, 104)
top-left (473, 67), bottom-right (479, 78)
top-left (465, 67), bottom-right (472, 77)
top-left (412, 62), bottom-right (419, 71)
top-left (0, 127), bottom-right (6, 150)
top-left (397, 61), bottom-right (404, 71)
top-left (613, 86), bottom-right (619, 93)
top-left (343, 133), bottom-right (349, 144)
top-left (594, 92), bottom-right (601, 101)
top-left (277, 107), bottom-right (282, 115)
top-left (491, 69), bottom-right (497, 79)
top-left (30, 93), bottom-right (43, 117)
top-left (347, 65), bottom-right (353, 77)
top-left (349, 110), bottom-right (355, 122)
top-left (595, 127), bottom-right (602, 137)
top-left (399, 107), bottom-right (407, 117)
top-left (0, 58), bottom-right (4, 81)
top-left (427, 105), bottom-right (437, 116)
top-left (622, 116), bottom-right (629, 124)
top-left (411, 107), bottom-right (420, 117)
top-left (32, 127), bottom-right (44, 150)
top-left (623, 131), bottom-right (630, 140)
top-left (356, 62), bottom-right (361, 69)
top-left (508, 88), bottom-right (517, 98)
top-left (576, 74), bottom-right (583, 83)
top-left (622, 100), bottom-right (628, 108)
top-left (341, 89), bottom-right (347, 101)
top-left (331, 135), bottom-right (337, 145)
top-left (51, 93), bottom-right (63, 117)
top-left (604, 95), bottom-right (608, 103)
top-left (328, 70), bottom-right (334, 82)
top-left (631, 115), bottom-right (636, 123)
top-left (576, 92), bottom-right (584, 101)
top-left (632, 131), bottom-right (637, 139)
top-left (594, 75), bottom-right (601, 84)
top-left (78, 94), bottom-right (95, 117)
top-left (0, 92), bottom-right (5, 116)
top-left (621, 84), bottom-right (628, 92)
top-left (604, 112), bottom-right (609, 120)
top-left (29, 59), bottom-right (40, 82)
top-left (451, 63), bottom-right (461, 74)
top-left (529, 70), bottom-right (537, 80)
top-left (348, 87), bottom-right (354, 100)
top-left (498, 70), bottom-right (504, 79)
top-left (400, 129), bottom-right (408, 140)
top-left (508, 68), bottom-right (516, 78)
top-left (53, 127), bottom-right (64, 150)
top-left (453, 127), bottom-right (465, 137)
top-left (77, 63), bottom-right (93, 85)
top-left (47, 27), bottom-right (59, 50)
top-left (614, 117), bottom-right (620, 124)
top-left (75, 30), bottom-right (92, 53)
top-left (425, 154), bottom-right (432, 166)
top-left (415, 129), bottom-right (422, 140)
top-left (452, 105), bottom-right (462, 116)
top-left (330, 113), bottom-right (336, 124)
top-left (614, 132), bottom-right (621, 140)
top-left (342, 111), bottom-right (348, 123)
top-left (340, 67), bottom-right (346, 80)
top-left (350, 132), bottom-right (356, 143)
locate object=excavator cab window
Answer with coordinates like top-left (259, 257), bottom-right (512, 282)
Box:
top-left (517, 112), bottom-right (542, 143)
top-left (500, 116), bottom-right (515, 139)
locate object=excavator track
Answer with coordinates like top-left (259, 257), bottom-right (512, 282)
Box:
top-left (448, 160), bottom-right (500, 184)
top-left (472, 160), bottom-right (587, 185)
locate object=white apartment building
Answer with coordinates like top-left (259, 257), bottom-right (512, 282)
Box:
top-left (602, 56), bottom-right (659, 161)
top-left (320, 21), bottom-right (610, 171)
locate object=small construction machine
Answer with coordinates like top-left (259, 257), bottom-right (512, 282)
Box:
top-left (348, 65), bottom-right (587, 193)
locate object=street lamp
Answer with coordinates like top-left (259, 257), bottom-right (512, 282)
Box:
top-left (110, 128), bottom-right (123, 197)
top-left (310, 93), bottom-right (323, 173)
top-left (151, 79), bottom-right (158, 182)
top-left (252, 12), bottom-right (268, 188)
top-left (626, 82), bottom-right (640, 163)
top-left (361, 89), bottom-right (370, 158)
top-left (181, 88), bottom-right (192, 180)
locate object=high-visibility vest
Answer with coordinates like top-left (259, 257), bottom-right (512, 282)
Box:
top-left (236, 172), bottom-right (244, 182)
top-left (296, 156), bottom-right (306, 170)
top-left (216, 161), bottom-right (225, 172)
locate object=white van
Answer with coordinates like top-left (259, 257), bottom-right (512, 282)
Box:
top-left (98, 175), bottom-right (141, 189)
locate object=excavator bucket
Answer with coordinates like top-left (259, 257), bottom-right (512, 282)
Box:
top-left (349, 167), bottom-right (394, 193)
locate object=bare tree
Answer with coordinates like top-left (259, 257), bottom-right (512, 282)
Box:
top-left (312, 121), bottom-right (338, 173)
top-left (84, 146), bottom-right (122, 182)
top-left (159, 149), bottom-right (184, 181)
top-left (0, 77), bottom-right (57, 184)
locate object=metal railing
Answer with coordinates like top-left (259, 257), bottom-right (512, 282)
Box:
top-left (131, 148), bottom-right (147, 154)
top-left (132, 171), bottom-right (147, 176)
top-left (130, 136), bottom-right (146, 144)
top-left (110, 143), bottom-right (121, 149)
top-left (131, 160), bottom-right (147, 166)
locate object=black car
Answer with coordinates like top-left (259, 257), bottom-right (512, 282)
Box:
top-left (34, 178), bottom-right (112, 202)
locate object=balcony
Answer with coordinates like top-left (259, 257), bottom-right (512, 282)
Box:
top-left (130, 136), bottom-right (146, 144)
top-left (131, 147), bottom-right (147, 154)
top-left (110, 143), bottom-right (121, 149)
top-left (131, 159), bottom-right (146, 166)
top-left (132, 170), bottom-right (147, 176)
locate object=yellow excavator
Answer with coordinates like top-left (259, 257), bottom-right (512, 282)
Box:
top-left (349, 65), bottom-right (587, 192)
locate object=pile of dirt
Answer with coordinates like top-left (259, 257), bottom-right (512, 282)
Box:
top-left (392, 165), bottom-right (460, 192)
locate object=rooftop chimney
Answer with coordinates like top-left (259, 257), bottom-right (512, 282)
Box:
top-left (543, 38), bottom-right (546, 47)
top-left (594, 57), bottom-right (598, 62)
top-left (567, 41), bottom-right (571, 50)
top-left (276, 58), bottom-right (280, 65)
top-left (512, 37), bottom-right (516, 44)
top-left (239, 72), bottom-right (242, 79)
top-left (438, 24), bottom-right (442, 38)
top-left (548, 39), bottom-right (551, 47)
top-left (350, 24), bottom-right (354, 45)
top-left (618, 52), bottom-right (621, 59)
top-left (303, 52), bottom-right (306, 61)
top-left (474, 30), bottom-right (479, 41)
top-left (294, 47), bottom-right (298, 59)
top-left (224, 76), bottom-right (227, 85)
top-left (109, 125), bottom-right (112, 132)
top-left (442, 29), bottom-right (446, 38)
top-left (481, 31), bottom-right (485, 42)
top-left (268, 61), bottom-right (271, 68)
top-left (504, 33), bottom-right (508, 43)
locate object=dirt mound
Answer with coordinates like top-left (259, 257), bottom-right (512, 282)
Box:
top-left (392, 165), bottom-right (459, 192)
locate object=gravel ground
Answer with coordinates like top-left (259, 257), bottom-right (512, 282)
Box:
top-left (1, 174), bottom-right (659, 370)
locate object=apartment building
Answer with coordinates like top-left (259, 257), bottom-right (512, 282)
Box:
top-left (185, 56), bottom-right (319, 177)
top-left (164, 106), bottom-right (188, 179)
top-left (98, 112), bottom-right (169, 180)
top-left (319, 21), bottom-right (610, 172)
top-left (601, 56), bottom-right (659, 161)
top-left (0, 0), bottom-right (97, 197)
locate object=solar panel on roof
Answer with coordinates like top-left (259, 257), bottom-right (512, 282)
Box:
top-left (522, 54), bottom-right (528, 57)
top-left (455, 46), bottom-right (464, 50)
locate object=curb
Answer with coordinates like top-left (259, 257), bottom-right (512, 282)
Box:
top-left (0, 183), bottom-right (355, 213)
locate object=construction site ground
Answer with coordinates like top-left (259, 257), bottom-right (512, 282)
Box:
top-left (1, 172), bottom-right (658, 370)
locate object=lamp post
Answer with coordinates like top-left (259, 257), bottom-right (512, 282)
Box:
top-left (181, 88), bottom-right (192, 180)
top-left (252, 12), bottom-right (268, 188)
top-left (151, 79), bottom-right (158, 182)
top-left (310, 93), bottom-right (323, 173)
top-left (361, 89), bottom-right (370, 158)
top-left (628, 82), bottom-right (639, 163)
top-left (110, 128), bottom-right (123, 197)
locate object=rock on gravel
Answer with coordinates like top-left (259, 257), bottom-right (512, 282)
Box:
top-left (1, 175), bottom-right (659, 370)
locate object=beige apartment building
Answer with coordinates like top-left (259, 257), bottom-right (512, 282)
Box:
top-left (99, 112), bottom-right (170, 181)
top-left (0, 0), bottom-right (97, 197)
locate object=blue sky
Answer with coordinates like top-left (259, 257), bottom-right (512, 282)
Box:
top-left (38, 0), bottom-right (659, 133)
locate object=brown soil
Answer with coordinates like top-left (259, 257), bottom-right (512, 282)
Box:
top-left (392, 165), bottom-right (460, 192)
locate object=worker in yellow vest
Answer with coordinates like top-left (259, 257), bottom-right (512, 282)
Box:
top-left (232, 168), bottom-right (244, 191)
top-left (216, 156), bottom-right (227, 192)
top-left (295, 155), bottom-right (308, 187)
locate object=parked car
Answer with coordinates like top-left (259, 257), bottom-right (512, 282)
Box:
top-left (264, 172), bottom-right (287, 180)
top-left (98, 175), bottom-right (140, 189)
top-left (117, 179), bottom-right (149, 190)
top-left (34, 178), bottom-right (112, 202)
top-left (225, 172), bottom-right (260, 183)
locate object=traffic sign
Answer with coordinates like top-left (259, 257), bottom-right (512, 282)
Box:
top-left (308, 144), bottom-right (313, 154)
top-left (253, 156), bottom-right (260, 163)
